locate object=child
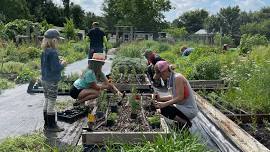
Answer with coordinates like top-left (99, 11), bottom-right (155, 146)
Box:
top-left (41, 29), bottom-right (67, 132)
top-left (70, 53), bottom-right (122, 105)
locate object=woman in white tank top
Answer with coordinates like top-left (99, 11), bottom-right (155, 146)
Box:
top-left (153, 61), bottom-right (198, 127)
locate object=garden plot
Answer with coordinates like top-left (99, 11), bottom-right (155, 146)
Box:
top-left (111, 74), bottom-right (153, 93)
top-left (82, 92), bottom-right (169, 145)
top-left (201, 92), bottom-right (270, 149)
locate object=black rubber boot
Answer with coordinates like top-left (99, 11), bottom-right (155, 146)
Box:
top-left (47, 114), bottom-right (64, 132)
top-left (43, 111), bottom-right (48, 129)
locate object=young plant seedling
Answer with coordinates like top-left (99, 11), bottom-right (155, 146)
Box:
top-left (147, 115), bottom-right (161, 129)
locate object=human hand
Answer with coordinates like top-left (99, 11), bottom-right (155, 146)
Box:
top-left (154, 101), bottom-right (167, 109)
top-left (116, 91), bottom-right (123, 97)
top-left (61, 60), bottom-right (67, 66)
top-left (154, 93), bottom-right (161, 102)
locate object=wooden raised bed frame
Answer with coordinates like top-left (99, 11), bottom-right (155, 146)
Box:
top-left (82, 94), bottom-right (169, 145)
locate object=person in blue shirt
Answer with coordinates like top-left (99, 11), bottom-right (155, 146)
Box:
top-left (181, 47), bottom-right (194, 56)
top-left (70, 53), bottom-right (122, 105)
top-left (41, 29), bottom-right (67, 132)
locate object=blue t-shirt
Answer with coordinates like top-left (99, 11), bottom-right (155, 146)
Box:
top-left (41, 48), bottom-right (64, 82)
top-left (182, 48), bottom-right (194, 56)
top-left (74, 69), bottom-right (106, 89)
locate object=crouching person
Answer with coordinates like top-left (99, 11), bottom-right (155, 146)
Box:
top-left (70, 53), bottom-right (122, 105)
top-left (41, 29), bottom-right (67, 132)
top-left (153, 61), bottom-right (198, 128)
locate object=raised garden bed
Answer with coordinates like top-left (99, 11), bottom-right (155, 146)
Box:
top-left (200, 92), bottom-right (270, 150)
top-left (57, 106), bottom-right (89, 123)
top-left (189, 80), bottom-right (228, 90)
top-left (82, 93), bottom-right (169, 145)
top-left (110, 74), bottom-right (153, 93)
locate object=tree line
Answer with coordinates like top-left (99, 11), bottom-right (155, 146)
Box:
top-left (0, 0), bottom-right (269, 43)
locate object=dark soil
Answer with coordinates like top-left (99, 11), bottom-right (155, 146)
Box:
top-left (239, 123), bottom-right (270, 149)
top-left (94, 95), bottom-right (161, 132)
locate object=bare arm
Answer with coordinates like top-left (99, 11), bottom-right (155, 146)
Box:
top-left (155, 76), bottom-right (186, 108)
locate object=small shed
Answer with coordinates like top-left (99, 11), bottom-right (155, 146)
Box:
top-left (191, 29), bottom-right (214, 45)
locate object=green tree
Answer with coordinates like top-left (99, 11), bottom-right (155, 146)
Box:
top-left (240, 20), bottom-right (270, 40)
top-left (42, 1), bottom-right (65, 26)
top-left (174, 9), bottom-right (209, 33)
top-left (25, 0), bottom-right (45, 21)
top-left (165, 27), bottom-right (188, 40)
top-left (63, 18), bottom-right (76, 40)
top-left (62, 0), bottom-right (70, 18)
top-left (204, 15), bottom-right (220, 33)
top-left (218, 6), bottom-right (240, 36)
top-left (103, 0), bottom-right (171, 31)
top-left (0, 0), bottom-right (31, 23)
top-left (70, 4), bottom-right (85, 29)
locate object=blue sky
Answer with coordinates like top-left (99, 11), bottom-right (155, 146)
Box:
top-left (52, 0), bottom-right (270, 22)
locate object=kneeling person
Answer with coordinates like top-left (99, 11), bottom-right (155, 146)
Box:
top-left (153, 61), bottom-right (198, 128)
top-left (70, 53), bottom-right (122, 104)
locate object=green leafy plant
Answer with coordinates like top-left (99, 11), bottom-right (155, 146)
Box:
top-left (147, 115), bottom-right (160, 127)
top-left (239, 34), bottom-right (268, 54)
top-left (63, 18), bottom-right (77, 40)
top-left (15, 68), bottom-right (36, 84)
top-left (97, 91), bottom-right (108, 112)
top-left (107, 112), bottom-right (118, 122)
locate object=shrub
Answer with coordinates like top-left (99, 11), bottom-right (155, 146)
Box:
top-left (214, 33), bottom-right (234, 46)
top-left (159, 51), bottom-right (178, 63)
top-left (0, 61), bottom-right (25, 74)
top-left (15, 68), bottom-right (36, 84)
top-left (0, 78), bottom-right (14, 90)
top-left (165, 27), bottom-right (188, 40)
top-left (63, 18), bottom-right (76, 40)
top-left (239, 34), bottom-right (268, 54)
top-left (189, 56), bottom-right (221, 80)
top-left (4, 19), bottom-right (33, 40)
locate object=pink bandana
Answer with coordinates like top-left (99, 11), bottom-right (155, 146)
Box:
top-left (156, 61), bottom-right (169, 72)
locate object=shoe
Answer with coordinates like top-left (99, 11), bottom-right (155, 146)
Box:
top-left (46, 114), bottom-right (64, 132)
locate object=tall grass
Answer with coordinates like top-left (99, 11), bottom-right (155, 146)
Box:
top-left (0, 132), bottom-right (82, 152)
top-left (105, 131), bottom-right (211, 152)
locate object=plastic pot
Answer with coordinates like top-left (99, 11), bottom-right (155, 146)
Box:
top-left (110, 105), bottom-right (118, 113)
top-left (130, 113), bottom-right (137, 119)
top-left (96, 111), bottom-right (105, 119)
top-left (106, 119), bottom-right (115, 127)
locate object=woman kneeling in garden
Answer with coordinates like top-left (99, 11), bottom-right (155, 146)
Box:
top-left (70, 53), bottom-right (122, 105)
top-left (153, 61), bottom-right (198, 128)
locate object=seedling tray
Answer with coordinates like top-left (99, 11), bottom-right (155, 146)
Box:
top-left (57, 106), bottom-right (88, 123)
top-left (27, 79), bottom-right (72, 95)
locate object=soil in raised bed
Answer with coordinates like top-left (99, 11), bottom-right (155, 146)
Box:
top-left (94, 95), bottom-right (161, 132)
top-left (239, 123), bottom-right (270, 149)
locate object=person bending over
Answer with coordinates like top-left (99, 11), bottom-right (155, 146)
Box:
top-left (70, 53), bottom-right (122, 104)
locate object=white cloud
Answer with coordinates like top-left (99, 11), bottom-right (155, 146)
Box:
top-left (52, 0), bottom-right (269, 22)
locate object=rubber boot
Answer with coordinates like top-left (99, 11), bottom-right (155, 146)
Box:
top-left (47, 114), bottom-right (64, 132)
top-left (43, 111), bottom-right (48, 129)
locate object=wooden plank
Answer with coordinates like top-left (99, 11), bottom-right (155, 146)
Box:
top-left (226, 114), bottom-right (270, 124)
top-left (195, 92), bottom-right (270, 152)
top-left (82, 118), bottom-right (169, 145)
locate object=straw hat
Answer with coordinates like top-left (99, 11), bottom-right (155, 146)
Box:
top-left (88, 53), bottom-right (106, 62)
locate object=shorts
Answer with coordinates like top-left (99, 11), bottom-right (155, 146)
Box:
top-left (161, 105), bottom-right (192, 127)
top-left (70, 85), bottom-right (83, 99)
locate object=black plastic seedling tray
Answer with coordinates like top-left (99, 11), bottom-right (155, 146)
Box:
top-left (57, 106), bottom-right (88, 123)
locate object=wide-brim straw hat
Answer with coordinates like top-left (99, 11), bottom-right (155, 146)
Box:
top-left (88, 53), bottom-right (106, 62)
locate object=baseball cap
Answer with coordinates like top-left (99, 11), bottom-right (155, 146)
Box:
top-left (44, 29), bottom-right (64, 40)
